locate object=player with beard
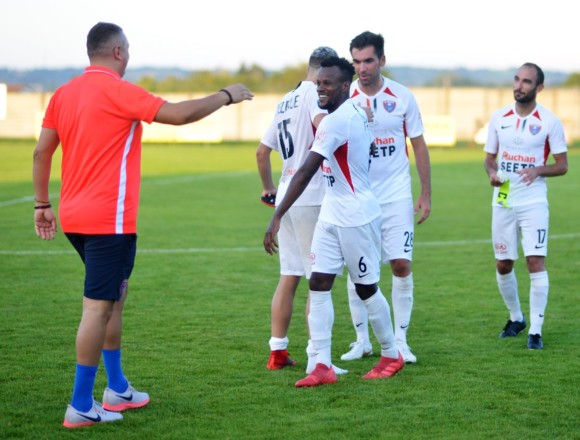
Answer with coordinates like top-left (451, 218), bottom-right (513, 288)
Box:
top-left (264, 57), bottom-right (404, 387)
top-left (483, 62), bottom-right (568, 350)
top-left (341, 31), bottom-right (431, 364)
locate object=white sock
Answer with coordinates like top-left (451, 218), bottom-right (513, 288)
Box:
top-left (529, 271), bottom-right (549, 335)
top-left (364, 287), bottom-right (397, 358)
top-left (392, 273), bottom-right (413, 344)
top-left (497, 270), bottom-right (524, 322)
top-left (347, 275), bottom-right (369, 343)
top-left (306, 339), bottom-right (347, 374)
top-left (306, 340), bottom-right (317, 374)
top-left (308, 290), bottom-right (333, 368)
top-left (269, 336), bottom-right (288, 351)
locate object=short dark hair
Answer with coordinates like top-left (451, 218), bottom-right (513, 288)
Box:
top-left (87, 22), bottom-right (123, 58)
top-left (522, 62), bottom-right (545, 86)
top-left (349, 31), bottom-right (385, 59)
top-left (320, 57), bottom-right (355, 83)
top-left (309, 46), bottom-right (338, 69)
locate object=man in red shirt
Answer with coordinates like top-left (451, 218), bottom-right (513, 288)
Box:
top-left (33, 22), bottom-right (253, 428)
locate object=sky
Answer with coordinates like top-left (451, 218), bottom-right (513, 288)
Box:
top-left (1, 0), bottom-right (578, 73)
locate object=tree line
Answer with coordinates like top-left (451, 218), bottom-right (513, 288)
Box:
top-left (136, 64), bottom-right (307, 94)
top-left (135, 64), bottom-right (580, 93)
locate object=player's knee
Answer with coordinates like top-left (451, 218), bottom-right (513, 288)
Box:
top-left (526, 256), bottom-right (545, 273)
top-left (309, 273), bottom-right (334, 292)
top-left (496, 259), bottom-right (514, 275)
top-left (390, 258), bottom-right (411, 277)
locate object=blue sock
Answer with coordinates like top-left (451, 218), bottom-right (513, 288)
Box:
top-left (102, 349), bottom-right (128, 392)
top-left (70, 364), bottom-right (98, 412)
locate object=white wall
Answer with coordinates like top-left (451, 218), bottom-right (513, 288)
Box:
top-left (1, 88), bottom-right (578, 144)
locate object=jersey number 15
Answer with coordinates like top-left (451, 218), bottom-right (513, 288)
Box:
top-left (277, 118), bottom-right (294, 159)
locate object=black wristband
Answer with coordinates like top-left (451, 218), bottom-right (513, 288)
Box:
top-left (219, 89), bottom-right (233, 106)
top-left (34, 204), bottom-right (52, 210)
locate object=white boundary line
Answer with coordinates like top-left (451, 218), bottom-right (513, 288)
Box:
top-left (0, 172), bottom-right (252, 207)
top-left (0, 194), bottom-right (59, 207)
top-left (419, 233), bottom-right (580, 246)
top-left (2, 172), bottom-right (578, 255)
top-left (2, 233), bottom-right (578, 256)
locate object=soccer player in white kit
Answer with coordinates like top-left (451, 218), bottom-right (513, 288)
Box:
top-left (341, 31), bottom-right (431, 364)
top-left (264, 57), bottom-right (404, 387)
top-left (256, 46), bottom-right (343, 371)
top-left (483, 62), bottom-right (568, 350)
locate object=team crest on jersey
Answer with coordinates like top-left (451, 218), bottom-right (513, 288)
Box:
top-left (383, 101), bottom-right (396, 113)
top-left (529, 124), bottom-right (541, 135)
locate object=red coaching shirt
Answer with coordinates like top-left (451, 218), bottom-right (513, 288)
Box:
top-left (42, 66), bottom-right (166, 234)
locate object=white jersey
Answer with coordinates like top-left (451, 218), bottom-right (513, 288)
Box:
top-left (484, 103), bottom-right (567, 207)
top-left (350, 76), bottom-right (424, 204)
top-left (261, 81), bottom-right (326, 206)
top-left (311, 99), bottom-right (381, 227)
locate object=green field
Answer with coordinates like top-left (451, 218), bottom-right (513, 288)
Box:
top-left (1, 140), bottom-right (579, 439)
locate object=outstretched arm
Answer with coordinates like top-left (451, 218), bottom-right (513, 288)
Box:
top-left (154, 84), bottom-right (253, 125)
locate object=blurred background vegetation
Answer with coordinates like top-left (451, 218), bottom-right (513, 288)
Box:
top-left (2, 63), bottom-right (578, 93)
top-left (135, 65), bottom-right (580, 94)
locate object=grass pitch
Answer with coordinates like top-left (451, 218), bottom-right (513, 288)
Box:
top-left (0, 140), bottom-right (579, 439)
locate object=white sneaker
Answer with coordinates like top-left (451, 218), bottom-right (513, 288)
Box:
top-left (103, 382), bottom-right (150, 412)
top-left (398, 343), bottom-right (417, 364)
top-left (63, 400), bottom-right (123, 428)
top-left (340, 340), bottom-right (373, 361)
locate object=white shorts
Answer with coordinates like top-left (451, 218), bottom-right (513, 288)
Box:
top-left (278, 205), bottom-right (320, 278)
top-left (379, 199), bottom-right (414, 263)
top-left (310, 218), bottom-right (381, 284)
top-left (492, 203), bottom-right (549, 260)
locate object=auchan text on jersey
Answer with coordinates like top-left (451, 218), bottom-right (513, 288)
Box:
top-left (501, 151), bottom-right (536, 163)
top-left (376, 136), bottom-right (395, 145)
